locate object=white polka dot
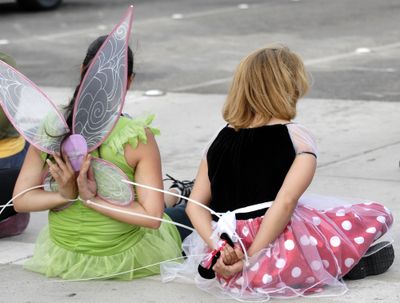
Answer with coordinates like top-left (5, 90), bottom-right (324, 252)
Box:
top-left (366, 227), bottom-right (376, 234)
top-left (341, 220), bottom-right (352, 231)
top-left (275, 259), bottom-right (286, 269)
top-left (250, 262), bottom-right (259, 271)
top-left (336, 209), bottom-right (346, 217)
top-left (330, 236), bottom-right (341, 247)
top-left (242, 226), bottom-right (249, 237)
top-left (345, 258), bottom-right (355, 268)
top-left (377, 216), bottom-right (386, 224)
top-left (262, 274), bottom-right (272, 284)
top-left (312, 217), bottom-right (321, 225)
top-left (309, 236), bottom-right (318, 246)
top-left (364, 202), bottom-right (373, 206)
top-left (300, 235), bottom-right (310, 246)
top-left (284, 239), bottom-right (295, 251)
top-left (354, 236), bottom-right (365, 244)
top-left (291, 267), bottom-right (302, 278)
top-left (265, 250), bottom-right (272, 258)
top-left (311, 260), bottom-right (322, 271)
top-left (322, 260), bottom-right (330, 268)
top-left (306, 276), bottom-right (315, 283)
top-left (235, 276), bottom-right (244, 285)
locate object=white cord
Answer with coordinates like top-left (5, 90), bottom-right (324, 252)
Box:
top-left (0, 185), bottom-right (45, 216)
top-left (85, 199), bottom-right (195, 232)
top-left (121, 179), bottom-right (250, 263)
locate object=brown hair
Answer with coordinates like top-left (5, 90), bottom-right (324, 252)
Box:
top-left (222, 44), bottom-right (309, 129)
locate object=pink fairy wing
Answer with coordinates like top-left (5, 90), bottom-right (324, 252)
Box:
top-left (72, 6), bottom-right (134, 152)
top-left (0, 61), bottom-right (69, 154)
top-left (91, 158), bottom-right (134, 206)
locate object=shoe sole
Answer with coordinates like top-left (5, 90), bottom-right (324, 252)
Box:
top-left (344, 242), bottom-right (395, 280)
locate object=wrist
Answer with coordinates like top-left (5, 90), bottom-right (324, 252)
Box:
top-left (80, 195), bottom-right (96, 202)
top-left (60, 192), bottom-right (79, 202)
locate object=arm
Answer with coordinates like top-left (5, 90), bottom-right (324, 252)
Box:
top-left (78, 129), bottom-right (165, 229)
top-left (247, 154), bottom-right (316, 256)
top-left (185, 158), bottom-right (216, 249)
top-left (214, 154), bottom-right (316, 277)
top-left (13, 146), bottom-right (77, 212)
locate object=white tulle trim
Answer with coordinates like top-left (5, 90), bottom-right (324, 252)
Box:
top-left (161, 197), bottom-right (394, 302)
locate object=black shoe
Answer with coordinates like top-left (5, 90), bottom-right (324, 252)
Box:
top-left (344, 242), bottom-right (395, 280)
top-left (164, 174), bottom-right (195, 206)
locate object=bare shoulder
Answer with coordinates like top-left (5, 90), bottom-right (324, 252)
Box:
top-left (123, 128), bottom-right (160, 168)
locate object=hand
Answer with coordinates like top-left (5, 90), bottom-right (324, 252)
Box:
top-left (46, 153), bottom-right (78, 200)
top-left (212, 257), bottom-right (244, 279)
top-left (77, 154), bottom-right (97, 202)
top-left (221, 245), bottom-right (244, 266)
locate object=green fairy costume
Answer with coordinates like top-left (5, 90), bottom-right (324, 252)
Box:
top-left (25, 116), bottom-right (182, 280)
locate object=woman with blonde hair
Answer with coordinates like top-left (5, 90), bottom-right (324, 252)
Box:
top-left (162, 45), bottom-right (394, 301)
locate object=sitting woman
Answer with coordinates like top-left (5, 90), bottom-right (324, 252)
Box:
top-left (162, 44), bottom-right (394, 301)
top-left (12, 36), bottom-right (184, 280)
top-left (0, 52), bottom-right (30, 238)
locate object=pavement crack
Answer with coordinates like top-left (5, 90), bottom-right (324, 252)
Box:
top-left (318, 140), bottom-right (400, 168)
top-left (317, 174), bottom-right (400, 183)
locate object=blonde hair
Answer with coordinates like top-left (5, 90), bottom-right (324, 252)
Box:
top-left (223, 44), bottom-right (309, 129)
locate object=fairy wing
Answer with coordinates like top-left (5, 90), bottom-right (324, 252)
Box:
top-left (91, 158), bottom-right (133, 206)
top-left (72, 6), bottom-right (134, 152)
top-left (43, 157), bottom-right (134, 206)
top-left (0, 61), bottom-right (69, 154)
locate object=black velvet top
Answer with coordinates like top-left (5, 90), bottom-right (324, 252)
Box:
top-left (207, 123), bottom-right (315, 220)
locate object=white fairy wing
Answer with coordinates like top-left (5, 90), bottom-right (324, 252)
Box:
top-left (42, 169), bottom-right (57, 192)
top-left (42, 158), bottom-right (134, 206)
top-left (0, 61), bottom-right (69, 154)
top-left (91, 158), bottom-right (134, 206)
top-left (72, 6), bottom-right (134, 152)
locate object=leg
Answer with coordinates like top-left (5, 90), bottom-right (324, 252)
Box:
top-left (0, 167), bottom-right (20, 221)
top-left (163, 174), bottom-right (195, 207)
top-left (0, 167), bottom-right (30, 238)
top-left (165, 204), bottom-right (193, 241)
top-left (164, 188), bottom-right (180, 208)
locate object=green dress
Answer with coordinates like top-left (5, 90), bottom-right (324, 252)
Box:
top-left (24, 116), bottom-right (182, 280)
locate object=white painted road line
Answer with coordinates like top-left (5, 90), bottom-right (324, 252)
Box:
top-left (172, 41), bottom-right (400, 92)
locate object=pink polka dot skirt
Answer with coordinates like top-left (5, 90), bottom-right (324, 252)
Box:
top-left (218, 202), bottom-right (394, 299)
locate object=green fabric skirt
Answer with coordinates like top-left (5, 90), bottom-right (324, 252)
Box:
top-left (24, 205), bottom-right (182, 280)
